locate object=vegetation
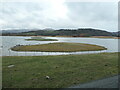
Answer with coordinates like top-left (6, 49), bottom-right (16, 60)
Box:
top-left (89, 36), bottom-right (119, 39)
top-left (11, 42), bottom-right (107, 52)
top-left (3, 53), bottom-right (118, 88)
top-left (25, 37), bottom-right (58, 41)
top-left (2, 28), bottom-right (119, 37)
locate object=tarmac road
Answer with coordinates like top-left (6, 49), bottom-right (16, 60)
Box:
top-left (69, 75), bottom-right (119, 88)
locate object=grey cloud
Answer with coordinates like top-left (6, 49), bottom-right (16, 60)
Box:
top-left (0, 1), bottom-right (118, 32)
top-left (66, 2), bottom-right (117, 21)
top-left (65, 2), bottom-right (117, 31)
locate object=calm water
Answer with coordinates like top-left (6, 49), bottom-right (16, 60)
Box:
top-left (1, 36), bottom-right (119, 56)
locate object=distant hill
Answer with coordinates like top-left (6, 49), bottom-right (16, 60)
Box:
top-left (111, 31), bottom-right (120, 37)
top-left (1, 28), bottom-right (119, 37)
top-left (1, 29), bottom-right (37, 34)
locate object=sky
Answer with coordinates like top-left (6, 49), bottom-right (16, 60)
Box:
top-left (0, 0), bottom-right (118, 32)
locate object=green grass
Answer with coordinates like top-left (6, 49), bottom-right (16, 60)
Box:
top-left (2, 53), bottom-right (118, 88)
top-left (25, 37), bottom-right (58, 41)
top-left (11, 42), bottom-right (107, 52)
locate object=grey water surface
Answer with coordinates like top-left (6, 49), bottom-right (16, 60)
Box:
top-left (1, 36), bottom-right (119, 56)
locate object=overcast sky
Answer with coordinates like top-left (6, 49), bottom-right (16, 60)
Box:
top-left (0, 0), bottom-right (118, 32)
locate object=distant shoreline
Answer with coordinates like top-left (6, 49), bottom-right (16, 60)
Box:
top-left (1, 35), bottom-right (120, 39)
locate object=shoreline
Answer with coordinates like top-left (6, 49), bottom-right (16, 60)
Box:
top-left (1, 35), bottom-right (120, 39)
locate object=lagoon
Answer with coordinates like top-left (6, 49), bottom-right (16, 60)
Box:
top-left (1, 36), bottom-right (119, 56)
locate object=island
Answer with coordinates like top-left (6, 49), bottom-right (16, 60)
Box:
top-left (25, 37), bottom-right (58, 41)
top-left (11, 42), bottom-right (107, 52)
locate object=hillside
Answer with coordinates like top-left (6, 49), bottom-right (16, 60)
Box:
top-left (111, 31), bottom-right (120, 37)
top-left (2, 28), bottom-right (119, 37)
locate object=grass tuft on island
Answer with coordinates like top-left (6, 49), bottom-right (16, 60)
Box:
top-left (3, 53), bottom-right (118, 88)
top-left (11, 42), bottom-right (107, 52)
top-left (25, 37), bottom-right (58, 41)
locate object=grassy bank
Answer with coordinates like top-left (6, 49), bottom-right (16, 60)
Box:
top-left (11, 42), bottom-right (107, 52)
top-left (25, 37), bottom-right (58, 41)
top-left (54, 36), bottom-right (120, 39)
top-left (2, 35), bottom-right (120, 39)
top-left (89, 36), bottom-right (120, 39)
top-left (3, 53), bottom-right (118, 88)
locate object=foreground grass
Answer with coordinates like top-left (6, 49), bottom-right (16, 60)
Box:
top-left (11, 42), bottom-right (107, 52)
top-left (25, 37), bottom-right (58, 41)
top-left (3, 53), bottom-right (118, 88)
